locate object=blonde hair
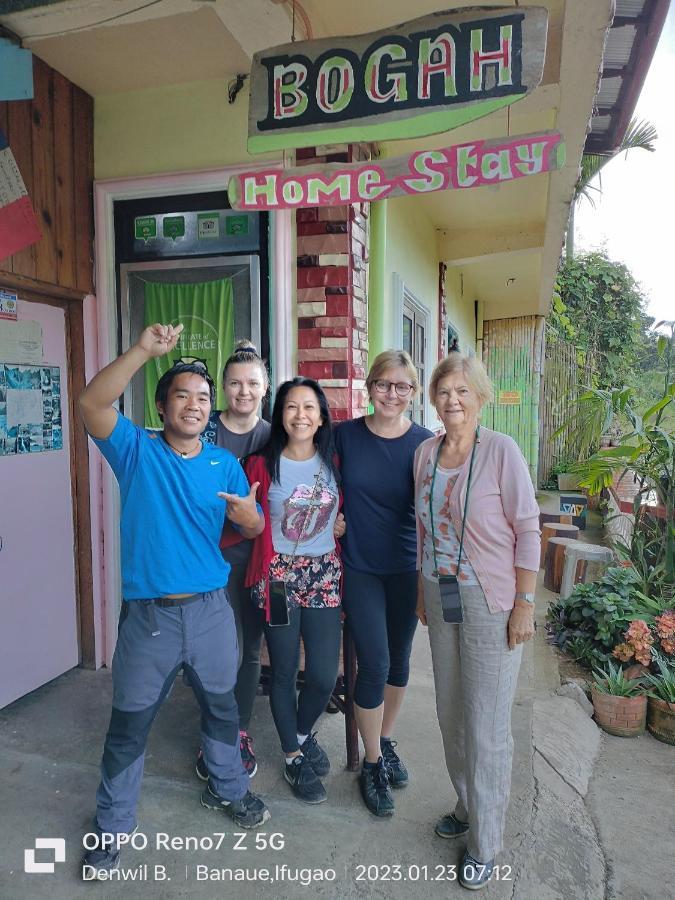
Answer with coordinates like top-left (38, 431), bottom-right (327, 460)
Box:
top-left (366, 349), bottom-right (419, 396)
top-left (429, 353), bottom-right (494, 407)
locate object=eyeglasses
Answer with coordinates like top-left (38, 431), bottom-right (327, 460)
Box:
top-left (372, 379), bottom-right (414, 398)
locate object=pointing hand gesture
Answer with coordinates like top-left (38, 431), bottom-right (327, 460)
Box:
top-left (138, 322), bottom-right (184, 358)
top-left (218, 482), bottom-right (264, 536)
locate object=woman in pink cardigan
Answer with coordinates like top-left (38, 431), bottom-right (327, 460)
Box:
top-left (414, 353), bottom-right (540, 891)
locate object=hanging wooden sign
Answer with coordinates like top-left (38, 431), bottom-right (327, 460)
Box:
top-left (247, 6), bottom-right (548, 154)
top-left (228, 131), bottom-right (564, 211)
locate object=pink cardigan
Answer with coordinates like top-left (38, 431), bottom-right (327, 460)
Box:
top-left (414, 428), bottom-right (540, 613)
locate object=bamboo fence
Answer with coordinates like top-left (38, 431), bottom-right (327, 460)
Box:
top-left (481, 316), bottom-right (545, 485)
top-left (538, 338), bottom-right (584, 486)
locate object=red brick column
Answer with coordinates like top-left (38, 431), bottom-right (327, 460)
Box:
top-left (296, 145), bottom-right (369, 421)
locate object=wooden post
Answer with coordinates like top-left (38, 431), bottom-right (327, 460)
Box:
top-left (544, 537), bottom-right (577, 592)
top-left (541, 521), bottom-right (579, 567)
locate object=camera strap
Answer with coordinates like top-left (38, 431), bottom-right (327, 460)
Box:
top-left (428, 426), bottom-right (479, 578)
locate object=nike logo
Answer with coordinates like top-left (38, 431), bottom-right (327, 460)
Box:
top-left (210, 461), bottom-right (221, 466)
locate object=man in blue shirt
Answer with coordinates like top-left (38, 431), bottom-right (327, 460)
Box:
top-left (79, 322), bottom-right (269, 879)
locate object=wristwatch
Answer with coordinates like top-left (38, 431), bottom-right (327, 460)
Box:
top-left (515, 591), bottom-right (535, 605)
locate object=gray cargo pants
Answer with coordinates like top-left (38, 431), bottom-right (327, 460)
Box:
top-left (423, 579), bottom-right (522, 863)
top-left (95, 588), bottom-right (249, 835)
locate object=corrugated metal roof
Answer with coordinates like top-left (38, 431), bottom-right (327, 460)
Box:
top-left (590, 116), bottom-right (613, 133)
top-left (614, 0), bottom-right (647, 15)
top-left (585, 0), bottom-right (668, 153)
top-left (596, 76), bottom-right (623, 105)
top-left (603, 25), bottom-right (637, 67)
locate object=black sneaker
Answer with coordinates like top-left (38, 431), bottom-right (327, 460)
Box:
top-left (200, 782), bottom-right (271, 828)
top-left (284, 754), bottom-right (327, 804)
top-left (195, 749), bottom-right (208, 782)
top-left (380, 737), bottom-right (409, 788)
top-left (240, 731), bottom-right (258, 778)
top-left (300, 732), bottom-right (330, 777)
top-left (359, 757), bottom-right (394, 817)
top-left (81, 824), bottom-right (136, 880)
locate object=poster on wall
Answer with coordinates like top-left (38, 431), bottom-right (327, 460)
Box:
top-left (143, 279), bottom-right (235, 429)
top-left (0, 319), bottom-right (43, 363)
top-left (0, 364), bottom-right (63, 456)
top-left (247, 6), bottom-right (548, 153)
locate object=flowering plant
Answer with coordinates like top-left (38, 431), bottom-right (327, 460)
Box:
top-left (613, 610), bottom-right (675, 668)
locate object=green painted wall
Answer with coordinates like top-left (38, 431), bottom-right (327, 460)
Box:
top-left (444, 267), bottom-right (476, 351)
top-left (95, 80), bottom-right (277, 179)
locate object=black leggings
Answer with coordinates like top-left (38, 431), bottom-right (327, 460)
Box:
top-left (227, 564), bottom-right (264, 732)
top-left (342, 567), bottom-right (419, 709)
top-left (264, 605), bottom-right (342, 754)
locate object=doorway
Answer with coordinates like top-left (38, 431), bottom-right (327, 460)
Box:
top-left (119, 256), bottom-right (261, 426)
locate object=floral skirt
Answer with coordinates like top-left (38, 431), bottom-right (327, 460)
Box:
top-left (252, 549), bottom-right (342, 610)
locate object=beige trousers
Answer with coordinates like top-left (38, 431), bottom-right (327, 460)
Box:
top-left (423, 578), bottom-right (522, 862)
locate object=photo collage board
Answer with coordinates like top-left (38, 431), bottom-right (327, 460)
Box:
top-left (0, 364), bottom-right (63, 456)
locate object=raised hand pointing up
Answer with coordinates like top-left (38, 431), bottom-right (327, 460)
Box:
top-left (139, 322), bottom-right (184, 358)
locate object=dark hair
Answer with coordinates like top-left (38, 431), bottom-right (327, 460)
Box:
top-left (261, 377), bottom-right (338, 484)
top-left (155, 361), bottom-right (216, 420)
top-left (222, 340), bottom-right (269, 387)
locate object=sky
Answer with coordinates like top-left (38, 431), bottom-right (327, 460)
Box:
top-left (575, 6), bottom-right (675, 329)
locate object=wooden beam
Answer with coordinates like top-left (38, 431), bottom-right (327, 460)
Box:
top-left (66, 300), bottom-right (95, 668)
top-left (0, 270), bottom-right (85, 303)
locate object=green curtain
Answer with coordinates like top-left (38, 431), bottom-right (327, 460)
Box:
top-left (143, 278), bottom-right (234, 428)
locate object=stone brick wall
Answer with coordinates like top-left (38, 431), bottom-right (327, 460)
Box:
top-left (296, 145), bottom-right (370, 421)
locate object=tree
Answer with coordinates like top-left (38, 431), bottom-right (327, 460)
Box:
top-left (566, 118), bottom-right (657, 259)
top-left (553, 250), bottom-right (650, 391)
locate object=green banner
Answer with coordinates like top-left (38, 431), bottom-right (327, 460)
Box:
top-left (143, 279), bottom-right (234, 428)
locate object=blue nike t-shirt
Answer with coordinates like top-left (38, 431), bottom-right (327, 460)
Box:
top-left (93, 412), bottom-right (252, 599)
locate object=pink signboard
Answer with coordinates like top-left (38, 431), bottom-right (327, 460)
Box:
top-left (228, 131), bottom-right (565, 211)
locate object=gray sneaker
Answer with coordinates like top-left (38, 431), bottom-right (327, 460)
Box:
top-left (459, 850), bottom-right (494, 890)
top-left (201, 783), bottom-right (270, 828)
top-left (284, 754), bottom-right (327, 804)
top-left (435, 812), bottom-right (470, 839)
top-left (81, 824), bottom-right (137, 880)
top-left (359, 757), bottom-right (395, 817)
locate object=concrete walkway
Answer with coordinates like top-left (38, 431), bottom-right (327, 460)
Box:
top-left (1, 509), bottom-right (673, 899)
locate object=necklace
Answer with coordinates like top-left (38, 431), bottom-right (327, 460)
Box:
top-left (162, 434), bottom-right (201, 458)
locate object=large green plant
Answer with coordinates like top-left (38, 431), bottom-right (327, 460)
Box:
top-left (571, 323), bottom-right (675, 594)
top-left (546, 566), bottom-right (662, 669)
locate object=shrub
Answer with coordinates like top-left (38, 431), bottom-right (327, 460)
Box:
top-left (546, 566), bottom-right (659, 669)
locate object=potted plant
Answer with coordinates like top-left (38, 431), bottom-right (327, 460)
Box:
top-left (643, 657), bottom-right (675, 745)
top-left (552, 455), bottom-right (582, 491)
top-left (590, 660), bottom-right (647, 737)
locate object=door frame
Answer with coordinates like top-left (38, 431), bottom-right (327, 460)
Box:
top-left (0, 273), bottom-right (95, 667)
top-left (94, 166), bottom-right (293, 665)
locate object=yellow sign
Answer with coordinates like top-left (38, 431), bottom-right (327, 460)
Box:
top-left (498, 390), bottom-right (521, 405)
